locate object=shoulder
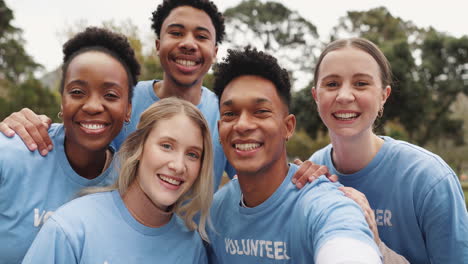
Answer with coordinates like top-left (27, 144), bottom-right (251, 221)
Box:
top-left (309, 144), bottom-right (332, 163)
top-left (0, 123), bottom-right (63, 166)
top-left (51, 192), bottom-right (113, 227)
top-left (211, 179), bottom-right (240, 213)
top-left (200, 87), bottom-right (220, 112)
top-left (382, 136), bottom-right (456, 180)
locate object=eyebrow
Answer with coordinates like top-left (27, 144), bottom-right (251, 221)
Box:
top-left (65, 80), bottom-right (124, 90)
top-left (160, 136), bottom-right (203, 152)
top-left (221, 97), bottom-right (271, 106)
top-left (321, 73), bottom-right (374, 80)
top-left (167, 23), bottom-right (212, 35)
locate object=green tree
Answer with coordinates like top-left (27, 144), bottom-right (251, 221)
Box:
top-left (224, 0), bottom-right (319, 89)
top-left (330, 7), bottom-right (468, 146)
top-left (0, 0), bottom-right (40, 83)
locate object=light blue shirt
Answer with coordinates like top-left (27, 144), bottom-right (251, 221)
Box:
top-left (310, 136), bottom-right (468, 263)
top-left (113, 80), bottom-right (235, 190)
top-left (207, 164), bottom-right (378, 263)
top-left (22, 190), bottom-right (207, 263)
top-left (0, 124), bottom-right (118, 264)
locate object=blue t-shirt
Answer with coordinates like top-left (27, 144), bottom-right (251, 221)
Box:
top-left (207, 164), bottom-right (378, 263)
top-left (22, 190), bottom-right (207, 264)
top-left (0, 124), bottom-right (118, 264)
top-left (310, 136), bottom-right (468, 263)
top-left (113, 80), bottom-right (235, 190)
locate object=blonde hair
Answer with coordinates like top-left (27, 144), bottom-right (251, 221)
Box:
top-left (83, 97), bottom-right (214, 241)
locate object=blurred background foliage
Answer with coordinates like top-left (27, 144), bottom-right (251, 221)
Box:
top-left (1, 0), bottom-right (467, 182)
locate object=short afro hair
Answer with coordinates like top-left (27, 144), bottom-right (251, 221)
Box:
top-left (60, 27), bottom-right (141, 102)
top-left (213, 47), bottom-right (291, 109)
top-left (151, 0), bottom-right (225, 44)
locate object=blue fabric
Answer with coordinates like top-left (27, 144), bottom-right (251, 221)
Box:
top-left (112, 80), bottom-right (235, 191)
top-left (0, 124), bottom-right (118, 264)
top-left (207, 164), bottom-right (378, 263)
top-left (22, 191), bottom-right (207, 263)
top-left (310, 136), bottom-right (468, 263)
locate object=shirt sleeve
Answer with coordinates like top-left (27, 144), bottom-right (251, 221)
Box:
top-left (316, 237), bottom-right (382, 264)
top-left (22, 217), bottom-right (78, 264)
top-left (300, 180), bottom-right (380, 260)
top-left (419, 174), bottom-right (468, 263)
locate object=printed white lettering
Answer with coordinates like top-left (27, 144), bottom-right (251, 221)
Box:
top-left (373, 209), bottom-right (393, 227)
top-left (223, 238), bottom-right (290, 260)
top-left (33, 208), bottom-right (54, 227)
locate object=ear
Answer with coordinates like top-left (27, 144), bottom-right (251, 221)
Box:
top-left (213, 45), bottom-right (218, 64)
top-left (311, 87), bottom-right (318, 102)
top-left (381, 85), bottom-right (392, 104)
top-left (284, 114), bottom-right (296, 141)
top-left (155, 39), bottom-right (160, 56)
top-left (125, 104), bottom-right (132, 123)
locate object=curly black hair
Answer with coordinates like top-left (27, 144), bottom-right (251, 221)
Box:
top-left (213, 47), bottom-right (291, 108)
top-left (151, 0), bottom-right (225, 44)
top-left (60, 27), bottom-right (141, 102)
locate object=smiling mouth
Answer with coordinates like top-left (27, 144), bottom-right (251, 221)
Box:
top-left (175, 59), bottom-right (198, 67)
top-left (333, 112), bottom-right (360, 121)
top-left (234, 143), bottom-right (262, 151)
top-left (158, 174), bottom-right (182, 186)
top-left (79, 123), bottom-right (108, 130)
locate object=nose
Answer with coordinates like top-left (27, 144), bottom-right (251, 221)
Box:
top-left (233, 111), bottom-right (256, 134)
top-left (82, 94), bottom-right (104, 114)
top-left (336, 83), bottom-right (355, 104)
top-left (168, 152), bottom-right (186, 175)
top-left (178, 34), bottom-right (197, 52)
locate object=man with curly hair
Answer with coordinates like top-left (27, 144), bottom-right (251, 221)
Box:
top-left (0, 0), bottom-right (236, 190)
top-left (208, 47), bottom-right (382, 263)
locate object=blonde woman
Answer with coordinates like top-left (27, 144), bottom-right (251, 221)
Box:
top-left (23, 97), bottom-right (213, 263)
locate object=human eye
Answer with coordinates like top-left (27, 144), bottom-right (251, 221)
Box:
top-left (355, 81), bottom-right (369, 87)
top-left (69, 88), bottom-right (84, 97)
top-left (187, 151), bottom-right (200, 160)
top-left (104, 91), bottom-right (120, 100)
top-left (160, 143), bottom-right (172, 150)
top-left (196, 34), bottom-right (209, 40)
top-left (169, 31), bottom-right (182, 37)
top-left (325, 81), bottom-right (339, 88)
top-left (221, 111), bottom-right (237, 121)
top-left (254, 109), bottom-right (271, 117)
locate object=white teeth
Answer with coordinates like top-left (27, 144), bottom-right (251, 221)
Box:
top-left (334, 113), bottom-right (358, 120)
top-left (81, 123), bottom-right (105, 130)
top-left (176, 59), bottom-right (196, 67)
top-left (159, 175), bottom-right (181, 186)
top-left (235, 143), bottom-right (260, 151)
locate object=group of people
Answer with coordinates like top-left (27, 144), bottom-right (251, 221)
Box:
top-left (0, 0), bottom-right (466, 263)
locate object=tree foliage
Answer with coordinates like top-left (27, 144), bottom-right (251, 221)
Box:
top-left (329, 7), bottom-right (468, 146)
top-left (224, 0), bottom-right (319, 89)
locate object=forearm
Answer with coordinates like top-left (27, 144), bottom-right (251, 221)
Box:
top-left (378, 241), bottom-right (409, 264)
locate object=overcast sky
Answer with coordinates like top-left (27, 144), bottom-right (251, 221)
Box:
top-left (5, 0), bottom-right (468, 73)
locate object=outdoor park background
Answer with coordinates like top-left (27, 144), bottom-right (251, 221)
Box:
top-left (1, 0), bottom-right (467, 206)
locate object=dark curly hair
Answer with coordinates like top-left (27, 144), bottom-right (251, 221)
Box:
top-left (213, 47), bottom-right (291, 109)
top-left (151, 0), bottom-right (225, 44)
top-left (60, 27), bottom-right (141, 102)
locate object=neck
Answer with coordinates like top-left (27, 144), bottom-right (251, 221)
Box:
top-left (122, 179), bottom-right (172, 228)
top-left (237, 153), bottom-right (289, 208)
top-left (329, 130), bottom-right (383, 174)
top-left (154, 78), bottom-right (202, 105)
top-left (64, 139), bottom-right (109, 179)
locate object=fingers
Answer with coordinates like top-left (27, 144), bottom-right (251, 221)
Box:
top-left (1, 109), bottom-right (53, 155)
top-left (292, 160), bottom-right (331, 189)
top-left (0, 121), bottom-right (15, 137)
top-left (293, 158), bottom-right (303, 166)
top-left (340, 187), bottom-right (380, 243)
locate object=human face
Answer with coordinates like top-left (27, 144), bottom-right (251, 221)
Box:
top-left (136, 114), bottom-right (203, 210)
top-left (156, 6), bottom-right (218, 88)
top-left (62, 51), bottom-right (131, 153)
top-left (312, 47), bottom-right (391, 139)
top-left (218, 75), bottom-right (295, 176)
